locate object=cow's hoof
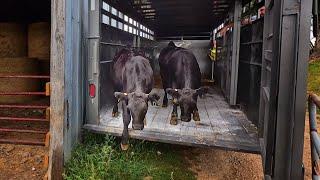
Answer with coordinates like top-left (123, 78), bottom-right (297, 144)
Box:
top-left (170, 114), bottom-right (178, 125)
top-left (112, 112), bottom-right (119, 117)
top-left (170, 117), bottom-right (178, 125)
top-left (193, 111), bottom-right (201, 122)
top-left (121, 143), bottom-right (129, 151)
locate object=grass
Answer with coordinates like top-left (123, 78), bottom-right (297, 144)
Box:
top-left (308, 59), bottom-right (320, 117)
top-left (308, 60), bottom-right (320, 95)
top-left (63, 132), bottom-right (196, 180)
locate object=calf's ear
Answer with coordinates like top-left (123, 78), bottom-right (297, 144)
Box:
top-left (196, 87), bottom-right (209, 97)
top-left (114, 92), bottom-right (128, 101)
top-left (166, 88), bottom-right (181, 98)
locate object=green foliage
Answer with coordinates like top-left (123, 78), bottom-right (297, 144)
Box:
top-left (64, 132), bottom-right (196, 180)
top-left (308, 60), bottom-right (320, 95)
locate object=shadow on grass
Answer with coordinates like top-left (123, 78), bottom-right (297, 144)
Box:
top-left (63, 131), bottom-right (196, 180)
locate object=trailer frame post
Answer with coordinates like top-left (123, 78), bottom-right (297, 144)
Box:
top-left (229, 0), bottom-right (242, 105)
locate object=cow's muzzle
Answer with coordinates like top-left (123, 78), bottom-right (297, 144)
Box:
top-left (132, 124), bottom-right (144, 130)
top-left (181, 115), bottom-right (191, 122)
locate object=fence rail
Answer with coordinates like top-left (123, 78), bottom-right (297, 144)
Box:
top-left (0, 75), bottom-right (50, 146)
top-left (309, 93), bottom-right (320, 179)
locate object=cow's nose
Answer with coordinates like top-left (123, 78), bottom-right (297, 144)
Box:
top-left (133, 124), bottom-right (144, 130)
top-left (181, 115), bottom-right (191, 122)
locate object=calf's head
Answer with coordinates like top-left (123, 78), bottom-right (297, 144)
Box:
top-left (166, 87), bottom-right (208, 121)
top-left (115, 91), bottom-right (160, 130)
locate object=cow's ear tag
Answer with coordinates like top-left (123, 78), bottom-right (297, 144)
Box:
top-left (124, 93), bottom-right (128, 96)
top-left (174, 89), bottom-right (178, 92)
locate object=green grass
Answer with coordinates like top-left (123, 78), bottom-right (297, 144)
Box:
top-left (308, 60), bottom-right (320, 95)
top-left (63, 132), bottom-right (196, 180)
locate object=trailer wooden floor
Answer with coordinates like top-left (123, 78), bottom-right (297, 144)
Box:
top-left (84, 87), bottom-right (260, 153)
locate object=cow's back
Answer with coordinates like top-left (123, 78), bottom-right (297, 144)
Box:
top-left (165, 49), bottom-right (201, 89)
top-left (122, 56), bottom-right (154, 93)
top-left (158, 45), bottom-right (181, 87)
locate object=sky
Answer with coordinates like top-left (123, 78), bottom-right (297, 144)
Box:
top-left (311, 20), bottom-right (316, 46)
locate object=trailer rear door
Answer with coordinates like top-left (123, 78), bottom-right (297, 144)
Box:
top-left (259, 0), bottom-right (311, 179)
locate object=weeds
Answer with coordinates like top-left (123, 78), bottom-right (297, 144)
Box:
top-left (308, 60), bottom-right (320, 95)
top-left (64, 132), bottom-right (196, 180)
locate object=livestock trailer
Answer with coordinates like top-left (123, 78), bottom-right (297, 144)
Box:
top-left (0, 0), bottom-right (312, 179)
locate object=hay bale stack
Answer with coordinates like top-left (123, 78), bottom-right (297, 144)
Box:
top-left (0, 58), bottom-right (41, 103)
top-left (0, 23), bottom-right (27, 58)
top-left (28, 22), bottom-right (50, 60)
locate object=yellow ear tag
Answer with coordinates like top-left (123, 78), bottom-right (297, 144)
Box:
top-left (124, 93), bottom-right (128, 96)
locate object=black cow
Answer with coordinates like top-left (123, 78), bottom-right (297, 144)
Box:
top-left (159, 42), bottom-right (207, 125)
top-left (112, 48), bottom-right (159, 150)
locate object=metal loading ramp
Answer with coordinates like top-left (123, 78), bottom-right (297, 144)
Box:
top-left (85, 87), bottom-right (260, 153)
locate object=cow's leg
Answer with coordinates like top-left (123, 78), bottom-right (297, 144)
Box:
top-left (193, 106), bottom-right (201, 124)
top-left (121, 101), bottom-right (131, 150)
top-left (162, 90), bottom-right (168, 107)
top-left (170, 103), bottom-right (178, 125)
top-left (112, 97), bottom-right (119, 117)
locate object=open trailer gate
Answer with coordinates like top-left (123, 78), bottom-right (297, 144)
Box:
top-left (259, 0), bottom-right (311, 179)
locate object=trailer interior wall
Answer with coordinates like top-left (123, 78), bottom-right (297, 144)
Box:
top-left (237, 18), bottom-right (264, 127)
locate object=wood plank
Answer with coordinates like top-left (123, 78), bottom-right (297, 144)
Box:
top-left (94, 88), bottom-right (260, 153)
top-left (49, 0), bottom-right (65, 179)
top-left (84, 124), bottom-right (260, 154)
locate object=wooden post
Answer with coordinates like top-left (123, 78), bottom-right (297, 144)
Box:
top-left (48, 0), bottom-right (65, 179)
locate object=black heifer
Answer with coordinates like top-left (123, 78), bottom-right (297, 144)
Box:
top-left (112, 48), bottom-right (159, 150)
top-left (159, 42), bottom-right (207, 125)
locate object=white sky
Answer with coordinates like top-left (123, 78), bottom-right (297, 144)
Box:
top-left (311, 20), bottom-right (316, 46)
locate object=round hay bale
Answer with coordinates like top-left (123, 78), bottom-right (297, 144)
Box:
top-left (0, 23), bottom-right (27, 58)
top-left (0, 58), bottom-right (41, 103)
top-left (28, 22), bottom-right (50, 60)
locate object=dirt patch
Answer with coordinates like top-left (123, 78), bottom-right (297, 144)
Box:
top-left (184, 148), bottom-right (263, 180)
top-left (0, 144), bottom-right (47, 180)
top-left (183, 116), bottom-right (314, 180)
top-left (303, 116), bottom-right (316, 179)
